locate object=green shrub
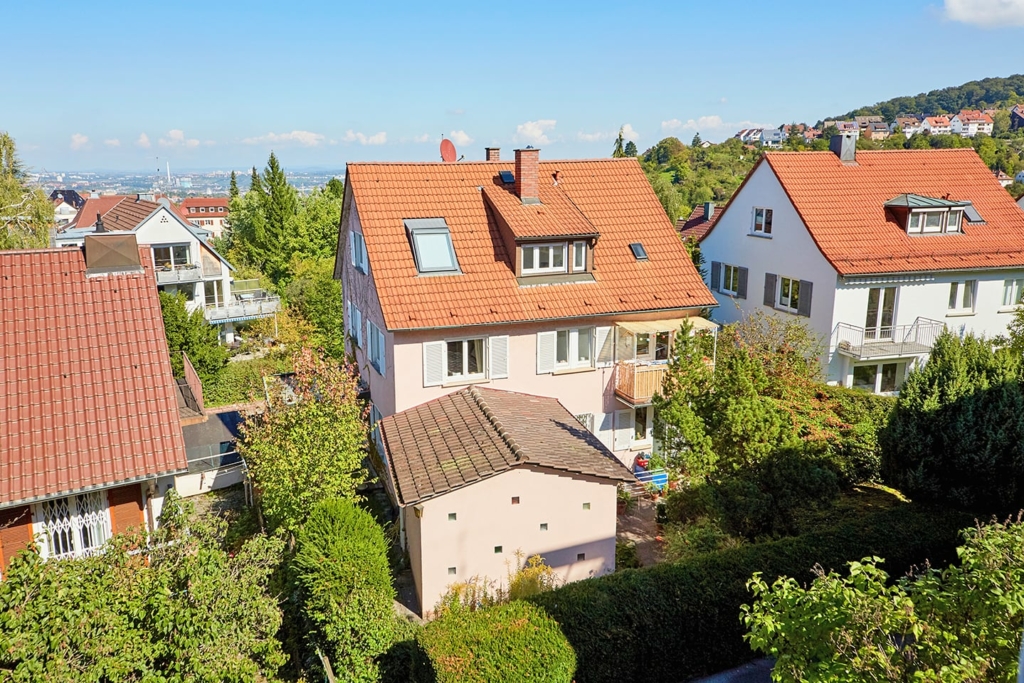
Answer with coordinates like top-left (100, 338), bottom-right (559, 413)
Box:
top-left (528, 503), bottom-right (973, 683)
top-left (663, 517), bottom-right (744, 562)
top-left (294, 498), bottom-right (396, 683)
top-left (616, 541), bottom-right (641, 570)
top-left (204, 356), bottom-right (292, 407)
top-left (819, 385), bottom-right (894, 484)
top-left (416, 601), bottom-right (576, 683)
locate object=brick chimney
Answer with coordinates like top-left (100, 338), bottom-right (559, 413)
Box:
top-left (485, 147), bottom-right (500, 162)
top-left (514, 147), bottom-right (540, 204)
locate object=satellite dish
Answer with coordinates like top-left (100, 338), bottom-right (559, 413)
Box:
top-left (440, 139), bottom-right (457, 163)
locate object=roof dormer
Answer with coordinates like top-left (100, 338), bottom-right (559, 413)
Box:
top-left (884, 194), bottom-right (983, 235)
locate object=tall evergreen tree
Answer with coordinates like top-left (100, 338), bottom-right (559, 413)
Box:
top-left (612, 127), bottom-right (626, 158)
top-left (624, 140), bottom-right (638, 157)
top-left (229, 170), bottom-right (239, 199)
top-left (249, 166), bottom-right (263, 195)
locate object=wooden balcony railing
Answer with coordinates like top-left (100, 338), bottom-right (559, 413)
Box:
top-left (614, 361), bottom-right (668, 406)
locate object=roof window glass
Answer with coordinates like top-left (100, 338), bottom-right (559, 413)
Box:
top-left (629, 242), bottom-right (648, 260)
top-left (405, 218), bottom-right (460, 274)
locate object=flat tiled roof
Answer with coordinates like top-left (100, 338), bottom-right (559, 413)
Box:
top-left (379, 387), bottom-right (634, 506)
top-left (0, 246), bottom-right (188, 508)
top-left (341, 158), bottom-right (716, 330)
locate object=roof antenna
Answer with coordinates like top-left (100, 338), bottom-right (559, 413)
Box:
top-left (94, 213), bottom-right (106, 233)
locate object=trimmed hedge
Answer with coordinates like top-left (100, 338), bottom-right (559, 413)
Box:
top-left (528, 503), bottom-right (973, 683)
top-left (382, 602), bottom-right (575, 683)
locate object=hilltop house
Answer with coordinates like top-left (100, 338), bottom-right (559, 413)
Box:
top-left (891, 117), bottom-right (923, 136)
top-left (179, 197), bottom-right (230, 238)
top-left (760, 129), bottom-right (785, 148)
top-left (1011, 104), bottom-right (1024, 131)
top-left (379, 387), bottom-right (634, 616)
top-left (677, 201), bottom-right (724, 242)
top-left (0, 235), bottom-right (190, 570)
top-left (57, 194), bottom-right (278, 341)
top-left (951, 110), bottom-right (994, 138)
top-left (921, 116), bottom-right (952, 135)
top-left (694, 135), bottom-right (1024, 394)
top-left (333, 147), bottom-right (717, 464)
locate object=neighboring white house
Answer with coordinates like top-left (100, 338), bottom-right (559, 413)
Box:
top-left (58, 194), bottom-right (278, 341)
top-left (891, 117), bottom-right (923, 136)
top-left (921, 116), bottom-right (952, 135)
top-left (950, 110), bottom-right (994, 138)
top-left (695, 135), bottom-right (1024, 394)
top-left (834, 121), bottom-right (860, 140)
top-left (760, 129), bottom-right (785, 148)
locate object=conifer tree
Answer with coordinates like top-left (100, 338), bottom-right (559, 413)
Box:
top-left (612, 128), bottom-right (626, 158)
top-left (229, 170), bottom-right (239, 199)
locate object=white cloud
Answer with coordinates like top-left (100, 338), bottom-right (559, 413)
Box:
top-left (447, 108), bottom-right (465, 116)
top-left (661, 115), bottom-right (769, 141)
top-left (514, 119), bottom-right (557, 145)
top-left (103, 138), bottom-right (121, 147)
top-left (576, 130), bottom-right (613, 142)
top-left (945, 0), bottom-right (1024, 26)
top-left (159, 129), bottom-right (201, 148)
top-left (70, 133), bottom-right (89, 150)
top-left (341, 130), bottom-right (387, 145)
top-left (449, 130), bottom-right (473, 146)
top-left (413, 134), bottom-right (432, 143)
top-left (620, 123), bottom-right (640, 142)
top-left (241, 130), bottom-right (327, 147)
top-left (136, 133), bottom-right (151, 148)
top-left (720, 97), bottom-right (728, 104)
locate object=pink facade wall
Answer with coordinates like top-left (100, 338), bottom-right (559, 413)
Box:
top-left (411, 466), bottom-right (617, 618)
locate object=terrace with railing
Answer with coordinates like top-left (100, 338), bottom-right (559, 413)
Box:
top-left (614, 361), bottom-right (670, 407)
top-left (831, 317), bottom-right (946, 360)
top-left (203, 279), bottom-right (281, 323)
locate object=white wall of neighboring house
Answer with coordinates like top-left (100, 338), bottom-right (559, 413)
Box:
top-left (54, 202), bottom-right (78, 225)
top-left (407, 466), bottom-right (617, 618)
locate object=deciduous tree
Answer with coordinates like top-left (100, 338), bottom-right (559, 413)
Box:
top-left (0, 132), bottom-right (51, 250)
top-left (159, 291), bottom-right (228, 385)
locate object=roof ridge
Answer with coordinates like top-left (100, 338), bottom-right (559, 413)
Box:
top-left (467, 386), bottom-right (526, 462)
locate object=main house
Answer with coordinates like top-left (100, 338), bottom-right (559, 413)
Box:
top-left (333, 147), bottom-right (717, 463)
top-left (0, 235), bottom-right (190, 570)
top-left (57, 193), bottom-right (278, 341)
top-left (379, 386), bottom-right (633, 616)
top-left (696, 135), bottom-right (1024, 394)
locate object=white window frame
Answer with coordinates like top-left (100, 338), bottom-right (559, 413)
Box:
top-left (153, 243), bottom-right (192, 269)
top-left (752, 207), bottom-right (773, 236)
top-left (347, 302), bottom-right (363, 348)
top-left (522, 242), bottom-right (567, 275)
top-left (631, 405), bottom-right (653, 447)
top-left (851, 362), bottom-right (903, 395)
top-left (34, 492), bottom-right (111, 560)
top-left (778, 276), bottom-right (801, 313)
top-left (948, 280), bottom-right (977, 314)
top-left (555, 327), bottom-right (594, 369)
top-left (907, 209), bottom-right (962, 235)
top-left (572, 241), bottom-right (586, 271)
top-left (351, 231), bottom-right (368, 273)
top-left (444, 337), bottom-right (487, 382)
top-left (367, 320), bottom-right (385, 376)
top-left (721, 264), bottom-right (741, 296)
top-left (1003, 278), bottom-right (1024, 308)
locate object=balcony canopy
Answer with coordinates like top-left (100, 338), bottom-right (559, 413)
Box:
top-left (617, 316), bottom-right (718, 335)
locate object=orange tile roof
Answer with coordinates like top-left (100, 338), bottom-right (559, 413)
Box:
top-left (345, 158), bottom-right (715, 330)
top-left (100, 198), bottom-right (162, 231)
top-left (758, 149), bottom-right (1024, 275)
top-left (482, 182), bottom-right (597, 238)
top-left (0, 246), bottom-right (188, 507)
top-left (69, 196), bottom-right (125, 228)
top-left (677, 202), bottom-right (725, 241)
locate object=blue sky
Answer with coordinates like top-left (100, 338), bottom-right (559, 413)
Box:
top-left (5, 0), bottom-right (1024, 171)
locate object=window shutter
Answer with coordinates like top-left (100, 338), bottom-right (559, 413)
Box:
top-left (346, 300), bottom-right (351, 337)
top-left (353, 308), bottom-right (362, 348)
top-left (595, 326), bottom-right (615, 366)
top-left (366, 320), bottom-right (372, 356)
top-left (489, 335), bottom-right (509, 379)
top-left (797, 280), bottom-right (813, 317)
top-left (536, 331), bottom-right (556, 374)
top-left (763, 273), bottom-right (777, 307)
top-left (737, 267), bottom-right (749, 299)
top-left (423, 341), bottom-right (445, 386)
top-left (710, 261), bottom-right (721, 292)
top-left (350, 234), bottom-right (357, 267)
top-left (377, 327), bottom-right (386, 377)
top-left (613, 410), bottom-right (632, 451)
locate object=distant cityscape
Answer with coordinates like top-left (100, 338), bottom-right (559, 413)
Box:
top-left (27, 167), bottom-right (345, 200)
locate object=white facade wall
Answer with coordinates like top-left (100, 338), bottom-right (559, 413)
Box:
top-left (409, 466), bottom-right (617, 617)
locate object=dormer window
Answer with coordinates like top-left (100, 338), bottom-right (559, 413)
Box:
top-left (405, 218), bottom-right (460, 274)
top-left (522, 243), bottom-right (566, 275)
top-left (906, 209), bottom-right (962, 234)
top-left (886, 195), bottom-right (971, 235)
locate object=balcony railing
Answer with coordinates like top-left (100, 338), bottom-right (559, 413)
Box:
top-left (831, 317), bottom-right (945, 360)
top-left (203, 292), bottom-right (281, 323)
top-left (614, 361), bottom-right (669, 406)
top-left (155, 263), bottom-right (202, 283)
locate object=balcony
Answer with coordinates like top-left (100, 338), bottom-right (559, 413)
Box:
top-left (156, 263), bottom-right (203, 284)
top-left (831, 317), bottom-right (945, 360)
top-left (204, 290), bottom-right (281, 324)
top-left (614, 361), bottom-right (669, 407)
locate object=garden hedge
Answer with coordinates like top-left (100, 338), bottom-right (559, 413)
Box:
top-left (528, 503), bottom-right (974, 683)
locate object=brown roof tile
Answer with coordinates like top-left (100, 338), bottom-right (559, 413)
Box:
top-left (379, 387), bottom-right (634, 505)
top-left (344, 158), bottom-right (716, 330)
top-left (0, 246), bottom-right (188, 507)
top-left (677, 202), bottom-right (725, 242)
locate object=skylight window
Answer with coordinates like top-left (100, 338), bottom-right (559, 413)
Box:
top-left (629, 242), bottom-right (648, 260)
top-left (499, 170), bottom-right (515, 184)
top-left (404, 218), bottom-right (460, 274)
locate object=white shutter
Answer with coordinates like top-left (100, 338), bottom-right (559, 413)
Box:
top-left (489, 335), bottom-right (509, 379)
top-left (423, 341), bottom-right (444, 387)
top-left (614, 410), bottom-right (632, 452)
top-left (536, 331), bottom-right (556, 374)
top-left (346, 300), bottom-right (352, 336)
top-left (350, 234), bottom-right (357, 267)
top-left (377, 327), bottom-right (386, 377)
top-left (596, 326), bottom-right (614, 366)
top-left (366, 320), bottom-right (372, 356)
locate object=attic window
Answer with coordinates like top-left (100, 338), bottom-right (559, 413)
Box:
top-left (499, 170), bottom-right (515, 184)
top-left (906, 210), bottom-right (962, 235)
top-left (404, 218), bottom-right (460, 274)
top-left (629, 242), bottom-right (648, 260)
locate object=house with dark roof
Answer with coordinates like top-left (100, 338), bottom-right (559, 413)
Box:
top-left (0, 235), bottom-right (190, 569)
top-left (694, 134), bottom-right (1024, 394)
top-left (677, 201), bottom-right (725, 242)
top-left (379, 386), bottom-right (634, 616)
top-left (57, 194), bottom-right (278, 342)
top-left (333, 147), bottom-right (717, 464)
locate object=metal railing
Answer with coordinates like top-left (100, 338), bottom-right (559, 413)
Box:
top-left (185, 445), bottom-right (241, 474)
top-left (831, 317), bottom-right (945, 360)
top-left (614, 361), bottom-right (669, 406)
top-left (155, 264), bottom-right (202, 283)
top-left (203, 292), bottom-right (281, 322)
